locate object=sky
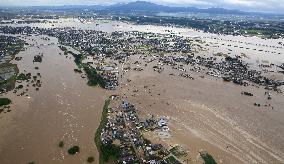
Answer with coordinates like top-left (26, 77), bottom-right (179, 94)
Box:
top-left (1, 0), bottom-right (284, 13)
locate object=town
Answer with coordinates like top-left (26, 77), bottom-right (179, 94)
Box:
top-left (0, 26), bottom-right (283, 93)
top-left (96, 95), bottom-right (216, 163)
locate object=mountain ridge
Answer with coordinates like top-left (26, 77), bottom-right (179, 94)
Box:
top-left (105, 1), bottom-right (245, 15)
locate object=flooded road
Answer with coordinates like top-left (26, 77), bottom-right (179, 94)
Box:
top-left (0, 35), bottom-right (107, 164)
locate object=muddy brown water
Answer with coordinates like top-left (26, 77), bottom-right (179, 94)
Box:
top-left (113, 54), bottom-right (284, 163)
top-left (0, 35), bottom-right (107, 164)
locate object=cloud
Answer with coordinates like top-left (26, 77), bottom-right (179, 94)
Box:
top-left (1, 0), bottom-right (284, 13)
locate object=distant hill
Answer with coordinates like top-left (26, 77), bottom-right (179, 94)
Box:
top-left (105, 1), bottom-right (245, 15)
top-left (3, 1), bottom-right (277, 16)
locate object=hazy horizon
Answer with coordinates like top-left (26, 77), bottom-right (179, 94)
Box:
top-left (1, 0), bottom-right (284, 14)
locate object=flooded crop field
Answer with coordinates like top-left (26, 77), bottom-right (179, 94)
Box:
top-left (0, 17), bottom-right (283, 164)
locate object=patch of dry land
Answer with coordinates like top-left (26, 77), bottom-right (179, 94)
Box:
top-left (0, 19), bottom-right (284, 164)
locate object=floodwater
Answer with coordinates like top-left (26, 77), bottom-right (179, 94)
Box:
top-left (114, 54), bottom-right (284, 163)
top-left (0, 34), bottom-right (107, 164)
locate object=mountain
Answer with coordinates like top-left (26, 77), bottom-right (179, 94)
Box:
top-left (3, 1), bottom-right (272, 16)
top-left (107, 1), bottom-right (167, 12)
top-left (105, 1), bottom-right (245, 15)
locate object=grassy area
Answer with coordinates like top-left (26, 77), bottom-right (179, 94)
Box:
top-left (68, 146), bottom-right (80, 155)
top-left (165, 156), bottom-right (181, 164)
top-left (72, 47), bottom-right (87, 68)
top-left (17, 73), bottom-right (31, 81)
top-left (0, 63), bottom-right (19, 92)
top-left (83, 66), bottom-right (106, 88)
top-left (0, 98), bottom-right (11, 106)
top-left (95, 99), bottom-right (120, 163)
top-left (200, 152), bottom-right (217, 164)
top-left (0, 37), bottom-right (24, 93)
top-left (73, 53), bottom-right (84, 66)
top-left (0, 77), bottom-right (16, 92)
top-left (100, 144), bottom-right (120, 162)
top-left (0, 36), bottom-right (24, 93)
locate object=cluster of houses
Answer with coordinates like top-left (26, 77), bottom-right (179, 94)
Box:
top-left (0, 35), bottom-right (25, 93)
top-left (0, 66), bottom-right (15, 82)
top-left (0, 35), bottom-right (24, 64)
top-left (156, 52), bottom-right (284, 91)
top-left (0, 25), bottom-right (283, 93)
top-left (101, 98), bottom-right (179, 163)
